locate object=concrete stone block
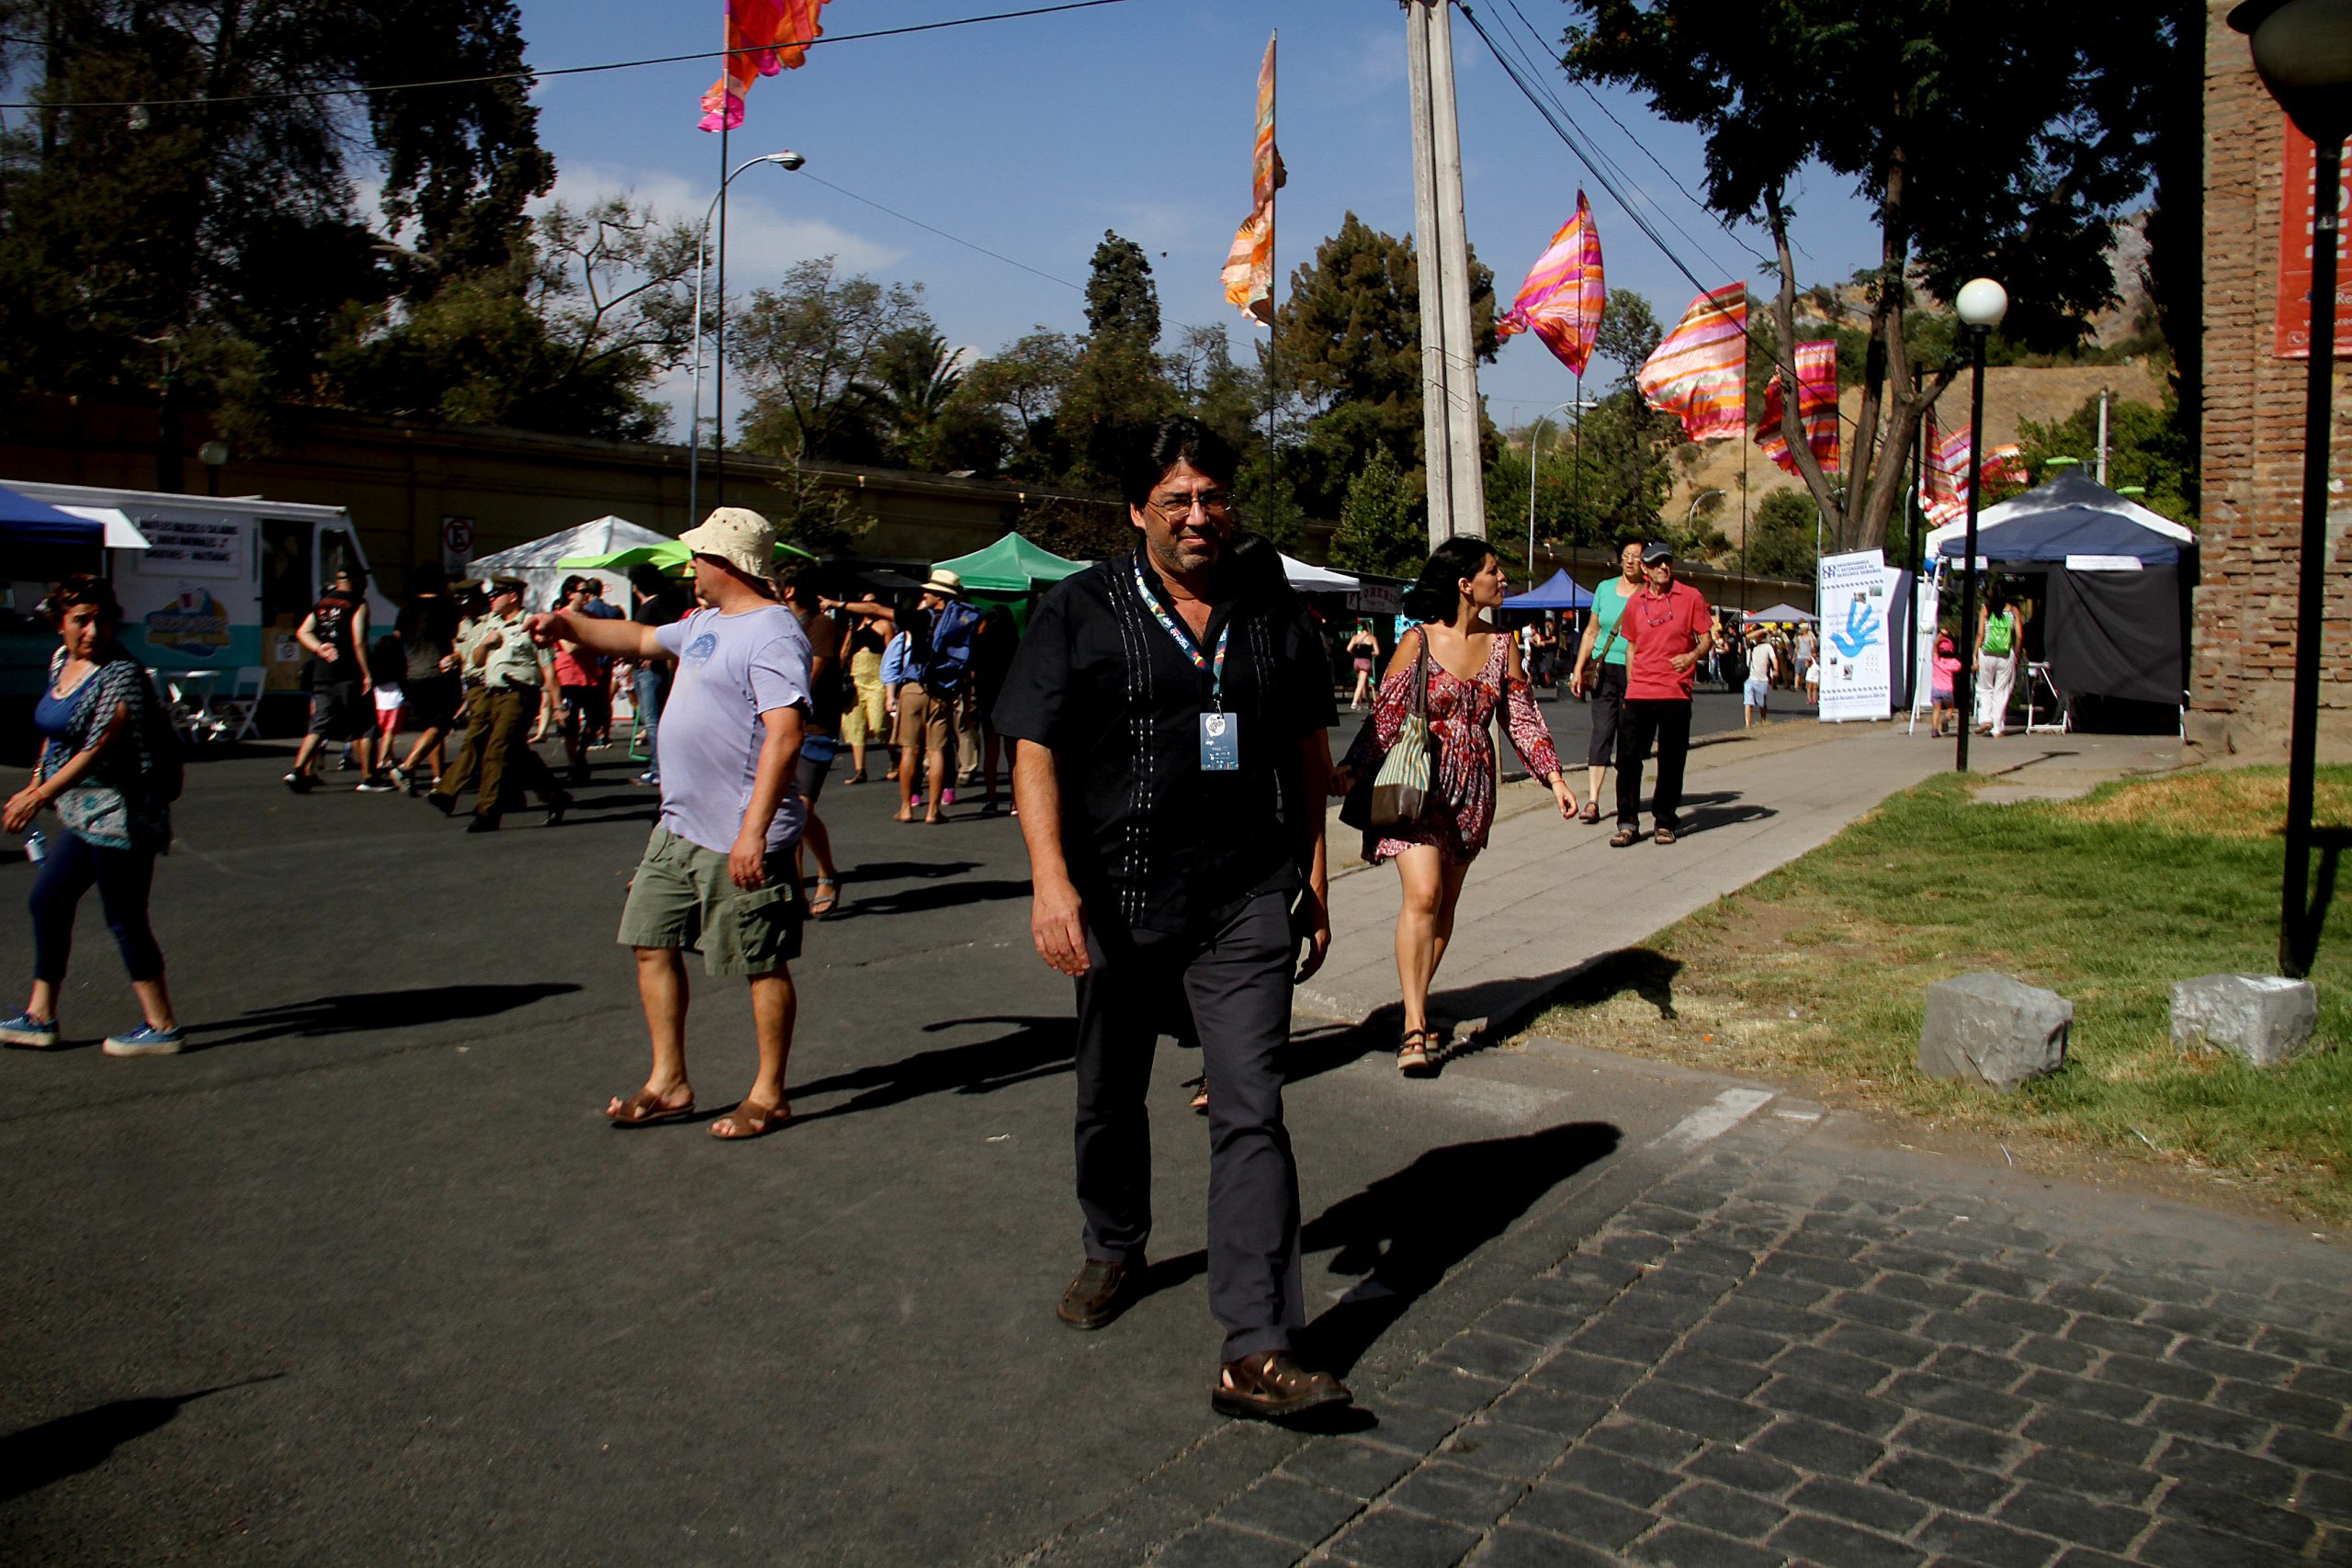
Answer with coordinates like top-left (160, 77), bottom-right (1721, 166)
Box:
top-left (1918, 973), bottom-right (2073, 1091)
top-left (2170, 973), bottom-right (2319, 1068)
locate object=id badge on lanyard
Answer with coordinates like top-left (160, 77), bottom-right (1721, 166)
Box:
top-left (1136, 563), bottom-right (1239, 772)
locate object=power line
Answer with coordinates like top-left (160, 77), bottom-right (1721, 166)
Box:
top-left (0, 0), bottom-right (1137, 112)
top-left (795, 171), bottom-right (1083, 292)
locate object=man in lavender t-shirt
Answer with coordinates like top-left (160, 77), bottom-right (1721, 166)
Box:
top-left (530, 507), bottom-right (813, 1141)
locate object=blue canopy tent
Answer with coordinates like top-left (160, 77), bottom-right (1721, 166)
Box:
top-left (1504, 569), bottom-right (1593, 610)
top-left (0, 483), bottom-right (105, 546)
top-left (1932, 472), bottom-right (2196, 720)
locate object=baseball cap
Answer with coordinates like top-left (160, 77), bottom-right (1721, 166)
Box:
top-left (677, 506), bottom-right (778, 581)
top-left (1642, 543), bottom-right (1675, 566)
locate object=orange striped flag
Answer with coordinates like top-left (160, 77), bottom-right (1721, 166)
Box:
top-left (700, 0), bottom-right (832, 131)
top-left (1221, 33), bottom-right (1284, 325)
top-left (1637, 284), bottom-right (1748, 442)
top-left (1496, 191), bottom-right (1606, 378)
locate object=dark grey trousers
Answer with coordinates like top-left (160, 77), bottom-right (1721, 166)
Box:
top-left (1072, 890), bottom-right (1304, 1362)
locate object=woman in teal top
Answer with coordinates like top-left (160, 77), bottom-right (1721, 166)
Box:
top-left (1569, 537), bottom-right (1646, 825)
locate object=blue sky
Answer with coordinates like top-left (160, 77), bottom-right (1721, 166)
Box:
top-left (514, 0), bottom-right (1883, 437)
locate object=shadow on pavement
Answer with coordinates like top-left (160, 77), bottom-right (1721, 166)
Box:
top-left (183, 983), bottom-right (583, 1049)
top-left (1301, 1121), bottom-right (1622, 1376)
top-left (840, 859), bottom-right (981, 883)
top-left (788, 1013), bottom-right (1076, 1123)
top-left (0, 1375), bottom-right (281, 1503)
top-left (843, 878), bottom-right (1035, 917)
top-left (1677, 789), bottom-right (1775, 835)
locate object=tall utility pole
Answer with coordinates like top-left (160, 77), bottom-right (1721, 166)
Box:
top-left (1405, 0), bottom-right (1486, 545)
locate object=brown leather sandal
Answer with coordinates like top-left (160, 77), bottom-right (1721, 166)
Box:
top-left (605, 1089), bottom-right (696, 1127)
top-left (708, 1099), bottom-right (788, 1140)
top-left (1609, 828), bottom-right (1641, 848)
top-left (1212, 1350), bottom-right (1351, 1421)
top-left (1654, 827), bottom-right (1677, 846)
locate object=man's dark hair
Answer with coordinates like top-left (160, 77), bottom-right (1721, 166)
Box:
top-left (334, 563), bottom-right (368, 591)
top-left (1402, 536), bottom-right (1497, 625)
top-left (1122, 416), bottom-right (1239, 508)
top-left (411, 563), bottom-right (447, 595)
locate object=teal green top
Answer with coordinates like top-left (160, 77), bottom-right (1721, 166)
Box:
top-left (1590, 578), bottom-right (1634, 668)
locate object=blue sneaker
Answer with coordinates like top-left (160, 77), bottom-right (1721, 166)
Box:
top-left (102, 1022), bottom-right (185, 1057)
top-left (0, 1010), bottom-right (60, 1049)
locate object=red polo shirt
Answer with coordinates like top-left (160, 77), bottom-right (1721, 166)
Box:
top-left (1623, 581), bottom-right (1713, 701)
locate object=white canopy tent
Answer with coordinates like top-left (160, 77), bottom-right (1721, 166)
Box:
top-left (1922, 474), bottom-right (2192, 570)
top-left (469, 515), bottom-right (671, 610)
top-left (1281, 552), bottom-right (1359, 592)
top-left (54, 503), bottom-right (151, 549)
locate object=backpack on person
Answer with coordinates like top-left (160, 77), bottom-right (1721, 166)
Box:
top-left (1982, 610), bottom-right (2015, 659)
top-left (921, 599), bottom-right (981, 694)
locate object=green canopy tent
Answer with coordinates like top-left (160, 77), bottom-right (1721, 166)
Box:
top-left (930, 532), bottom-right (1088, 628)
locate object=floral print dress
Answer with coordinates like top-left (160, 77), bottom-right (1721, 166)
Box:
top-left (1347, 629), bottom-right (1562, 865)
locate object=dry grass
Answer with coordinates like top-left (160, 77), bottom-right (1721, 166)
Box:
top-left (2061, 768), bottom-right (2352, 839)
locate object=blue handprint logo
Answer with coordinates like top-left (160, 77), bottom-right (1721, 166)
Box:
top-left (1831, 597), bottom-right (1881, 660)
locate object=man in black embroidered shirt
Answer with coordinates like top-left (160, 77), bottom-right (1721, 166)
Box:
top-left (994, 417), bottom-right (1348, 1422)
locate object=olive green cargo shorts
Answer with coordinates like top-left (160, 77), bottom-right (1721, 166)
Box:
top-left (616, 827), bottom-right (802, 976)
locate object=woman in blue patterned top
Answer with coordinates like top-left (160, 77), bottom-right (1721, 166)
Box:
top-left (2, 575), bottom-right (184, 1055)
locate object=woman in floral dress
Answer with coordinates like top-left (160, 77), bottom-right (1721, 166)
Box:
top-left (1340, 537), bottom-right (1577, 1074)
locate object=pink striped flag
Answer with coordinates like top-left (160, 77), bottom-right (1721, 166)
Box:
top-left (1497, 191), bottom-right (1606, 378)
top-left (700, 0), bottom-right (832, 132)
top-left (1755, 340), bottom-right (1839, 477)
top-left (1637, 284), bottom-right (1748, 442)
top-left (1920, 413), bottom-right (1973, 525)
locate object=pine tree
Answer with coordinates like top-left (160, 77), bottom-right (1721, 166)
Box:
top-left (1329, 446), bottom-right (1427, 579)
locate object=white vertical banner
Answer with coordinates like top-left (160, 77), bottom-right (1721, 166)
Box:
top-left (1816, 549), bottom-right (1892, 722)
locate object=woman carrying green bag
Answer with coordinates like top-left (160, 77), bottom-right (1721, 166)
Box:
top-left (1336, 537), bottom-right (1576, 1075)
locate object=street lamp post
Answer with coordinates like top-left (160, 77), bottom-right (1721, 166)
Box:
top-left (687, 150), bottom-right (804, 527)
top-left (1525, 400), bottom-right (1584, 590)
top-left (2231, 0), bottom-right (2352, 977)
top-left (1952, 277), bottom-right (2007, 774)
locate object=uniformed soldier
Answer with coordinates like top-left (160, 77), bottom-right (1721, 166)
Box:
top-left (427, 577), bottom-right (570, 831)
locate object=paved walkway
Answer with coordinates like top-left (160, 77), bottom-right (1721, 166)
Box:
top-left (1005, 723), bottom-right (2352, 1568)
top-left (1037, 1076), bottom-right (2351, 1568)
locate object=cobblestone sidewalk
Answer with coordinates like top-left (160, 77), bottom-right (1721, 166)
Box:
top-left (1118, 1091), bottom-right (2351, 1568)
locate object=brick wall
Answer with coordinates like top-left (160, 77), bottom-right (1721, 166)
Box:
top-left (2195, 0), bottom-right (2352, 761)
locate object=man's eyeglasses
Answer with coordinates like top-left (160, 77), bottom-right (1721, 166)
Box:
top-left (1148, 491), bottom-right (1231, 523)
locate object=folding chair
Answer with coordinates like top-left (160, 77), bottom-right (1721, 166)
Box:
top-left (208, 666), bottom-right (266, 744)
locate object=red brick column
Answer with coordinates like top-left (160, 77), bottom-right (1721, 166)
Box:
top-left (2196, 0), bottom-right (2352, 761)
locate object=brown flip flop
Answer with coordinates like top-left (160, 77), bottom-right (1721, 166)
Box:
top-left (606, 1089), bottom-right (697, 1128)
top-left (709, 1099), bottom-right (788, 1140)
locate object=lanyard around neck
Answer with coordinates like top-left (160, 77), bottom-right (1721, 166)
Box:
top-left (1133, 560), bottom-right (1230, 704)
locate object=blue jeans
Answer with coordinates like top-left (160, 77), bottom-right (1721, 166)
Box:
top-left (30, 829), bottom-right (164, 985)
top-left (632, 665), bottom-right (670, 777)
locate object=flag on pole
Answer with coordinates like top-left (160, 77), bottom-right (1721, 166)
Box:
top-left (1755, 340), bottom-right (1840, 477)
top-left (1496, 191), bottom-right (1606, 378)
top-left (700, 0), bottom-right (833, 132)
top-left (1919, 412), bottom-right (1973, 525)
top-left (1982, 443), bottom-right (2027, 490)
top-left (1637, 284), bottom-right (1748, 442)
top-left (1220, 33), bottom-right (1284, 325)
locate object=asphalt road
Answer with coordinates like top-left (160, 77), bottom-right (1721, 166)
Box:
top-left (0, 739), bottom-right (1724, 1566)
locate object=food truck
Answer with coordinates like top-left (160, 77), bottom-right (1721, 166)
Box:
top-left (2, 480), bottom-right (393, 731)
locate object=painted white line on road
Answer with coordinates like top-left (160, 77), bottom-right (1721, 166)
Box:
top-left (1650, 1088), bottom-right (1776, 1155)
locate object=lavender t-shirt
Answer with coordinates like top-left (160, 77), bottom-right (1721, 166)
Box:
top-left (654, 604), bottom-right (812, 855)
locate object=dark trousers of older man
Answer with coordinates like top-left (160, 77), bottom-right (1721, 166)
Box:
top-left (1616, 698), bottom-right (1693, 832)
top-left (1072, 889), bottom-right (1304, 1362)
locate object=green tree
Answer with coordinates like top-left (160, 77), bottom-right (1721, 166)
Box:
top-left (1741, 489), bottom-right (1819, 580)
top-left (960, 329), bottom-right (1078, 479)
top-left (1329, 446), bottom-right (1427, 579)
top-left (0, 0), bottom-right (554, 459)
top-left (2015, 395), bottom-right (2198, 525)
top-left (869, 326), bottom-right (967, 467)
top-left (1273, 214), bottom-right (1497, 517)
top-left (1566, 0), bottom-right (2198, 554)
top-left (1060, 232), bottom-right (1175, 490)
top-left (731, 258), bottom-right (934, 462)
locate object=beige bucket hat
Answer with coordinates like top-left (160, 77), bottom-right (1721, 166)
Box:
top-left (921, 568), bottom-right (965, 598)
top-left (677, 507), bottom-right (778, 580)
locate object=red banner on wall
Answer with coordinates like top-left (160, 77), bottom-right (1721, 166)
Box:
top-left (2276, 121), bottom-right (2352, 358)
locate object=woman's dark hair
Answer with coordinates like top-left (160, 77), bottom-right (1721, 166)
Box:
top-left (1615, 533), bottom-right (1647, 558)
top-left (48, 572), bottom-right (121, 627)
top-left (411, 563), bottom-right (447, 595)
top-left (1121, 416), bottom-right (1239, 508)
top-left (1402, 536), bottom-right (1497, 624)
